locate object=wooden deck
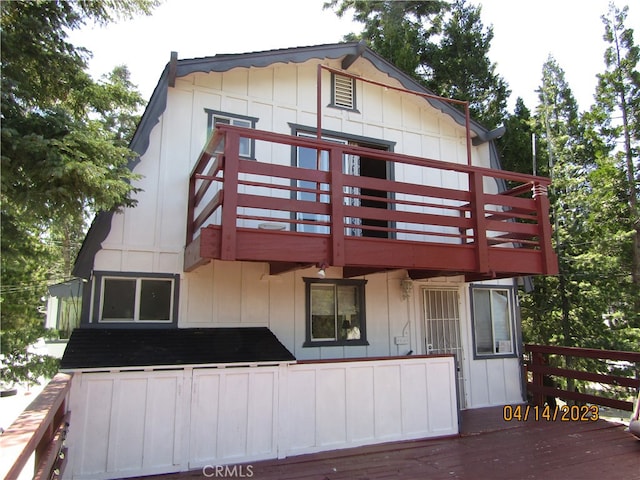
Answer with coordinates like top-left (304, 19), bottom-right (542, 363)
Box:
top-left (185, 124), bottom-right (558, 279)
top-left (138, 406), bottom-right (639, 480)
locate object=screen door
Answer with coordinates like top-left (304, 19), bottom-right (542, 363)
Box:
top-left (423, 288), bottom-right (466, 408)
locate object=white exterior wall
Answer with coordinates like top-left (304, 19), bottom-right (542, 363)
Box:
top-left (89, 57), bottom-right (522, 411)
top-left (94, 57), bottom-right (490, 275)
top-left (181, 263), bottom-right (416, 362)
top-left (407, 276), bottom-right (524, 409)
top-left (181, 262), bottom-right (524, 408)
top-left (65, 356), bottom-right (457, 479)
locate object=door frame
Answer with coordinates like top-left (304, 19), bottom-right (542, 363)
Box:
top-left (289, 125), bottom-right (396, 236)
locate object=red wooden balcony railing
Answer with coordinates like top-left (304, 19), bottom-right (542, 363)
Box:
top-left (524, 344), bottom-right (640, 411)
top-left (0, 373), bottom-right (71, 480)
top-left (185, 124), bottom-right (558, 279)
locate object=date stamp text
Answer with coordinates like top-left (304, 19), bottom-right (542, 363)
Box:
top-left (503, 404), bottom-right (599, 422)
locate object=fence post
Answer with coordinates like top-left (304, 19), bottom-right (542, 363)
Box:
top-left (532, 351), bottom-right (545, 407)
top-left (186, 169), bottom-right (197, 245)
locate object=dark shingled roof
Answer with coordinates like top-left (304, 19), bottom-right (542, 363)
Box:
top-left (60, 327), bottom-right (296, 370)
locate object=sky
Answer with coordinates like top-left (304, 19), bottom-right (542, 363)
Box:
top-left (68, 0), bottom-right (639, 112)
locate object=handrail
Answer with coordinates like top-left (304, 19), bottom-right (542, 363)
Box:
top-left (193, 125), bottom-right (553, 185)
top-left (0, 373), bottom-right (71, 480)
top-left (186, 124), bottom-right (558, 276)
top-left (524, 344), bottom-right (640, 411)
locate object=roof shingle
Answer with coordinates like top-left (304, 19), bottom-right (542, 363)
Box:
top-left (60, 327), bottom-right (295, 370)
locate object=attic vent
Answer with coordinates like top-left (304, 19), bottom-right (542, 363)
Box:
top-left (332, 74), bottom-right (355, 110)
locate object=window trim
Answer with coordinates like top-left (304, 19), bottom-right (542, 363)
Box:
top-left (303, 278), bottom-right (369, 347)
top-left (469, 284), bottom-right (517, 359)
top-left (329, 73), bottom-right (359, 112)
top-left (91, 271), bottom-right (180, 327)
top-left (204, 109), bottom-right (259, 160)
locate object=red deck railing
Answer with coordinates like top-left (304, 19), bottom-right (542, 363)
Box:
top-left (524, 344), bottom-right (640, 411)
top-left (0, 373), bottom-right (71, 480)
top-left (185, 124), bottom-right (558, 278)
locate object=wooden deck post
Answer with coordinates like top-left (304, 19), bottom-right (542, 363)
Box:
top-left (469, 171), bottom-right (489, 273)
top-left (220, 130), bottom-right (239, 261)
top-left (533, 183), bottom-right (558, 275)
top-left (329, 145), bottom-right (345, 267)
top-left (186, 168), bottom-right (197, 245)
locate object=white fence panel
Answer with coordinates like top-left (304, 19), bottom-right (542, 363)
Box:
top-left (188, 366), bottom-right (280, 468)
top-left (66, 357), bottom-right (457, 479)
top-left (67, 370), bottom-right (187, 480)
top-left (284, 356), bottom-right (458, 457)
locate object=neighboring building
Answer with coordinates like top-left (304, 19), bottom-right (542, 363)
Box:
top-left (60, 42), bottom-right (557, 479)
top-left (45, 279), bottom-right (83, 338)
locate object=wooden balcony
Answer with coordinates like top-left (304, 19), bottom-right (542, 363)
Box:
top-left (185, 125), bottom-right (559, 280)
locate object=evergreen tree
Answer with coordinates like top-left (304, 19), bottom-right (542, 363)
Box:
top-left (523, 47), bottom-right (639, 384)
top-left (325, 0), bottom-right (509, 129)
top-left (324, 0), bottom-right (449, 81)
top-left (593, 3), bottom-right (640, 320)
top-left (522, 57), bottom-right (583, 351)
top-left (0, 0), bottom-right (158, 387)
top-left (422, 0), bottom-right (510, 129)
top-left (497, 98), bottom-right (539, 178)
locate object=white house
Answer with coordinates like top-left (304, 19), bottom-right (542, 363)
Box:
top-left (60, 42), bottom-right (557, 479)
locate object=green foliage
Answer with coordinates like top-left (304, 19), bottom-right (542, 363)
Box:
top-left (422, 0), bottom-right (510, 129)
top-left (594, 3), bottom-right (640, 313)
top-left (1, 326), bottom-right (60, 389)
top-left (325, 0), bottom-right (508, 129)
top-left (324, 0), bottom-right (449, 80)
top-left (0, 0), bottom-right (158, 386)
top-left (497, 98), bottom-right (540, 178)
top-left (521, 8), bottom-right (639, 368)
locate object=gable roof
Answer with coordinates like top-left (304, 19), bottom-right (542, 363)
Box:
top-left (73, 42), bottom-right (500, 278)
top-left (59, 327), bottom-right (296, 371)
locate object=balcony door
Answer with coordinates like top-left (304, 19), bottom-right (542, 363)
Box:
top-left (295, 133), bottom-right (391, 237)
top-left (357, 152), bottom-right (390, 238)
top-left (295, 134), bottom-right (347, 234)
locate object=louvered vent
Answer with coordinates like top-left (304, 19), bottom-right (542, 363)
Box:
top-left (333, 74), bottom-right (355, 109)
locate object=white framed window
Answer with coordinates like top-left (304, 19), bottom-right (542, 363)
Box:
top-left (303, 278), bottom-right (368, 347)
top-left (204, 109), bottom-right (258, 159)
top-left (471, 285), bottom-right (516, 358)
top-left (93, 272), bottom-right (179, 324)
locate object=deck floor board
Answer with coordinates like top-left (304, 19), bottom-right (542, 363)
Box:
top-left (136, 408), bottom-right (640, 480)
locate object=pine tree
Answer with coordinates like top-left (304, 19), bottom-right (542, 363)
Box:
top-left (497, 98), bottom-right (538, 179)
top-left (594, 3), bottom-right (640, 322)
top-left (325, 0), bottom-right (509, 129)
top-left (422, 0), bottom-right (510, 129)
top-left (324, 0), bottom-right (449, 81)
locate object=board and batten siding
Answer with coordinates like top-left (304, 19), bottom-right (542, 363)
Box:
top-left (85, 56), bottom-right (522, 415)
top-left (93, 57), bottom-right (490, 275)
top-left (180, 263), bottom-right (414, 362)
top-left (65, 356), bottom-right (458, 479)
top-left (458, 277), bottom-right (524, 408)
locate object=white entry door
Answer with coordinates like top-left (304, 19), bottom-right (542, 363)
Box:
top-left (422, 288), bottom-right (466, 408)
